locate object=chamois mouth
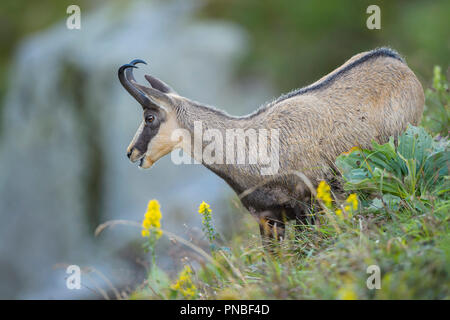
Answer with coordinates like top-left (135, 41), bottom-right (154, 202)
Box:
top-left (137, 155), bottom-right (147, 168)
top-left (138, 155), bottom-right (154, 169)
top-left (138, 154), bottom-right (145, 169)
top-left (129, 153), bottom-right (145, 166)
top-left (135, 154), bottom-right (151, 169)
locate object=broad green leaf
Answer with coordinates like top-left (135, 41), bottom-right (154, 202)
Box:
top-left (335, 125), bottom-right (449, 207)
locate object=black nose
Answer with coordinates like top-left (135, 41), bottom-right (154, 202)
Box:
top-left (127, 150), bottom-right (132, 159)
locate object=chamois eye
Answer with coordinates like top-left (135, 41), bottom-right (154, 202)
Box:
top-left (145, 115), bottom-right (155, 124)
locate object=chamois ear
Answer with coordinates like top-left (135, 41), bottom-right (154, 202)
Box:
top-left (145, 75), bottom-right (177, 94)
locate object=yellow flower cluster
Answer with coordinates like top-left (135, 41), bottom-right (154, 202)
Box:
top-left (336, 193), bottom-right (358, 219)
top-left (346, 193), bottom-right (358, 210)
top-left (316, 181), bottom-right (359, 219)
top-left (198, 201), bottom-right (211, 215)
top-left (198, 201), bottom-right (216, 243)
top-left (337, 285), bottom-right (357, 300)
top-left (316, 181), bottom-right (332, 207)
top-left (337, 275), bottom-right (358, 299)
top-left (171, 265), bottom-right (197, 298)
top-left (141, 199), bottom-right (163, 239)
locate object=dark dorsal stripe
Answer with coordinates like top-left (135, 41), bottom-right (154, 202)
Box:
top-left (176, 47), bottom-right (404, 122)
top-left (271, 47), bottom-right (404, 106)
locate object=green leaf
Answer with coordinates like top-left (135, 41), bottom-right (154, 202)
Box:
top-left (336, 125), bottom-right (449, 208)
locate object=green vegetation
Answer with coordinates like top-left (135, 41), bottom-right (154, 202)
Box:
top-left (127, 67), bottom-right (449, 300)
top-left (201, 0), bottom-right (450, 92)
top-left (336, 126), bottom-right (448, 212)
top-left (422, 66), bottom-right (450, 136)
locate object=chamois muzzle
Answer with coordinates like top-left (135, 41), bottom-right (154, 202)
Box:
top-left (118, 59), bottom-right (151, 107)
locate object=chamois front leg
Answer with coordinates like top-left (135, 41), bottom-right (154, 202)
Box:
top-left (251, 209), bottom-right (286, 250)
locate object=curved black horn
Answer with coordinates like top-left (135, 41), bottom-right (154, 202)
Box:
top-left (125, 59), bottom-right (147, 83)
top-left (118, 62), bottom-right (150, 106)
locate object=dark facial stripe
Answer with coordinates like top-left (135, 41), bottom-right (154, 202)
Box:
top-left (134, 124), bottom-right (161, 154)
top-left (133, 109), bottom-right (166, 154)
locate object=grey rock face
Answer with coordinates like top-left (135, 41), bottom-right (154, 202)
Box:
top-left (0, 0), bottom-right (273, 298)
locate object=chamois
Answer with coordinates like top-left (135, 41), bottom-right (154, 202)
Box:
top-left (118, 48), bottom-right (424, 241)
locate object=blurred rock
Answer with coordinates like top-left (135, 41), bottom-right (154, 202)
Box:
top-left (0, 0), bottom-right (273, 298)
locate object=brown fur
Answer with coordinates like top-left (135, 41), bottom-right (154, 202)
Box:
top-left (121, 48), bottom-right (424, 241)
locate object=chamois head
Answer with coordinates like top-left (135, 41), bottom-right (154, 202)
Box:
top-left (118, 59), bottom-right (182, 169)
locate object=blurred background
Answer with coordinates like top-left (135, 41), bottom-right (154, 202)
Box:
top-left (0, 0), bottom-right (448, 299)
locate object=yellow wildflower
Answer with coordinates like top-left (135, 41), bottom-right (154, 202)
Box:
top-left (141, 199), bottom-right (163, 239)
top-left (316, 181), bottom-right (332, 207)
top-left (142, 219), bottom-right (151, 229)
top-left (337, 286), bottom-right (357, 300)
top-left (147, 199), bottom-right (160, 212)
top-left (346, 193), bottom-right (358, 210)
top-left (198, 201), bottom-right (211, 215)
top-left (335, 209), bottom-right (343, 218)
top-left (198, 201), bottom-right (216, 244)
top-left (145, 200), bottom-right (162, 223)
top-left (171, 265), bottom-right (197, 298)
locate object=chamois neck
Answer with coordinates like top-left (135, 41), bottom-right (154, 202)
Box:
top-left (174, 101), bottom-right (252, 193)
top-left (175, 100), bottom-right (243, 132)
top-left (173, 99), bottom-right (281, 195)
